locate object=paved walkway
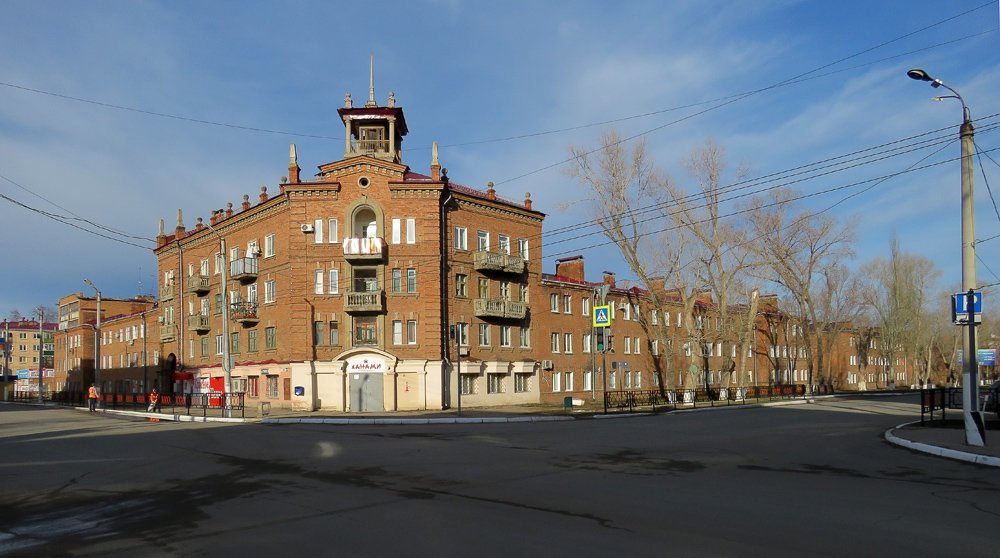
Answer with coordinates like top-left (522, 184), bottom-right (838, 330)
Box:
top-left (885, 417), bottom-right (1000, 467)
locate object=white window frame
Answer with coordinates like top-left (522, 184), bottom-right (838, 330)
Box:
top-left (498, 234), bottom-right (510, 255)
top-left (391, 218), bottom-right (401, 244)
top-left (328, 269), bottom-right (339, 294)
top-left (550, 332), bottom-right (560, 353)
top-left (454, 226), bottom-right (468, 250)
top-left (564, 333), bottom-right (573, 354)
top-left (314, 218), bottom-right (324, 244)
top-left (264, 234), bottom-right (275, 257)
top-left (314, 269), bottom-right (324, 294)
top-left (406, 218), bottom-right (416, 244)
top-left (477, 230), bottom-right (489, 251)
top-left (264, 280), bottom-right (276, 303)
top-left (392, 320), bottom-right (403, 345)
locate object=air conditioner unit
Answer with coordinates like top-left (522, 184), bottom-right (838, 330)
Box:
top-left (541, 360), bottom-right (554, 370)
top-left (300, 224), bottom-right (315, 233)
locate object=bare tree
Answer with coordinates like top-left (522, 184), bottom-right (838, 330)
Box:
top-left (745, 188), bottom-right (856, 392)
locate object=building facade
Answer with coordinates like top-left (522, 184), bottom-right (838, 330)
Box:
top-left (1, 319), bottom-right (57, 394)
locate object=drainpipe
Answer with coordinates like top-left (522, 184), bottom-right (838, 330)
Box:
top-left (440, 185), bottom-right (453, 409)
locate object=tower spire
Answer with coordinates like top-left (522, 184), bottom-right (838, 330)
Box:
top-left (366, 54), bottom-right (377, 108)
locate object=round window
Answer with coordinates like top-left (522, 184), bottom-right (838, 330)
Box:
top-left (358, 176), bottom-right (370, 188)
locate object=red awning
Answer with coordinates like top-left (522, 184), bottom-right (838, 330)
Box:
top-left (172, 371), bottom-right (194, 380)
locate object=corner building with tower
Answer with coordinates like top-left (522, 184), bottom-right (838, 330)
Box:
top-left (153, 81), bottom-right (545, 412)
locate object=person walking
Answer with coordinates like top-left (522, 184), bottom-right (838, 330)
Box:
top-left (87, 383), bottom-right (99, 412)
top-left (146, 389), bottom-right (159, 413)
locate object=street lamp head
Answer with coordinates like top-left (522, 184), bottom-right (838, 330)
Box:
top-left (907, 68), bottom-right (933, 82)
top-left (83, 278), bottom-right (94, 289)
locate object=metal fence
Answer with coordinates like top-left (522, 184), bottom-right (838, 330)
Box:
top-left (11, 390), bottom-right (246, 418)
top-left (603, 384), bottom-right (820, 414)
top-left (920, 386), bottom-right (998, 423)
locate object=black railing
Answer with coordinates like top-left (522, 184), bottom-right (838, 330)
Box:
top-left (918, 386), bottom-right (996, 423)
top-left (17, 390), bottom-right (246, 419)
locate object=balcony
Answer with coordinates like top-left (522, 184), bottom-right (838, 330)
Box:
top-left (231, 300), bottom-right (259, 325)
top-left (160, 284), bottom-right (175, 302)
top-left (342, 237), bottom-right (385, 262)
top-left (345, 290), bottom-right (384, 313)
top-left (351, 138), bottom-right (390, 157)
top-left (187, 314), bottom-right (210, 332)
top-left (186, 275), bottom-right (211, 295)
top-left (474, 298), bottom-right (528, 320)
top-left (473, 251), bottom-right (526, 274)
top-left (230, 257), bottom-right (259, 283)
top-left (160, 324), bottom-right (177, 342)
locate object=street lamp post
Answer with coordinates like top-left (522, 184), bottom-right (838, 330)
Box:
top-left (84, 279), bottom-right (101, 405)
top-left (203, 222), bottom-right (233, 417)
top-left (907, 68), bottom-right (985, 446)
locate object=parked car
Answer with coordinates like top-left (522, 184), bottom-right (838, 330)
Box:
top-left (984, 380), bottom-right (1000, 414)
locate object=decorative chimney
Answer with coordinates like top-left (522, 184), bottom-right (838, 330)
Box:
top-left (288, 143), bottom-right (300, 183)
top-left (486, 182), bottom-right (496, 201)
top-left (196, 217), bottom-right (204, 231)
top-left (602, 270), bottom-right (616, 288)
top-left (225, 203), bottom-right (233, 219)
top-left (156, 218), bottom-right (167, 248)
top-left (174, 209), bottom-right (186, 240)
top-left (431, 141), bottom-right (441, 181)
top-left (242, 194), bottom-right (251, 211)
top-left (524, 192), bottom-right (532, 210)
top-left (259, 186), bottom-right (268, 204)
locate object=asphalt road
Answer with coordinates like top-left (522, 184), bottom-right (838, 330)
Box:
top-left (1, 395), bottom-right (997, 557)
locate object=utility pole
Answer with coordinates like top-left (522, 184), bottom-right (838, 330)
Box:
top-left (204, 222), bottom-right (233, 417)
top-left (907, 68), bottom-right (984, 446)
top-left (84, 279), bottom-right (102, 406)
top-left (2, 321), bottom-right (10, 400)
top-left (36, 310), bottom-right (43, 403)
top-left (590, 289), bottom-right (597, 402)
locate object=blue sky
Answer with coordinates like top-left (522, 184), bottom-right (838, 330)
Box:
top-left (1, 0), bottom-right (998, 316)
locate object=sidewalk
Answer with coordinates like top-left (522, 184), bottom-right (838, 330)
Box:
top-left (885, 416), bottom-right (1000, 467)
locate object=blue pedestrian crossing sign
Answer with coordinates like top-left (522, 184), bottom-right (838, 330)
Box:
top-left (593, 305), bottom-right (612, 328)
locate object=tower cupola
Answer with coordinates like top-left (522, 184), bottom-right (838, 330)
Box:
top-left (339, 56), bottom-right (408, 163)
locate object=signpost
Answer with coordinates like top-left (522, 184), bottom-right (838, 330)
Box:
top-left (951, 290), bottom-right (985, 445)
top-left (593, 303), bottom-right (611, 400)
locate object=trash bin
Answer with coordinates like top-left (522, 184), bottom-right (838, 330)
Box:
top-left (564, 396), bottom-right (573, 410)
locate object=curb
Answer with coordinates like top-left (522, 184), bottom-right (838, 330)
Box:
top-left (884, 420), bottom-right (1000, 467)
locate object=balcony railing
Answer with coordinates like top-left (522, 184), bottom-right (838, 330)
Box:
top-left (187, 314), bottom-right (210, 332)
top-left (474, 298), bottom-right (528, 320)
top-left (351, 139), bottom-right (390, 156)
top-left (160, 284), bottom-right (175, 302)
top-left (231, 300), bottom-right (259, 324)
top-left (345, 290), bottom-right (384, 313)
top-left (230, 257), bottom-right (259, 282)
top-left (160, 324), bottom-right (177, 342)
top-left (473, 251), bottom-right (526, 274)
top-left (186, 275), bottom-right (211, 295)
top-left (342, 237), bottom-right (385, 261)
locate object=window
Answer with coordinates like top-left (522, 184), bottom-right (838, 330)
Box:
top-left (651, 310), bottom-right (658, 325)
top-left (550, 294), bottom-right (559, 313)
top-left (406, 218), bottom-right (416, 244)
top-left (189, 340), bottom-right (195, 359)
top-left (488, 373), bottom-right (504, 394)
top-left (454, 226), bottom-right (468, 250)
top-left (264, 280), bottom-right (276, 303)
top-left (328, 218), bottom-right (339, 243)
top-left (582, 297), bottom-right (590, 316)
top-left (550, 332), bottom-right (560, 353)
top-left (584, 369), bottom-right (593, 391)
top-left (264, 234), bottom-right (275, 257)
top-left (610, 371), bottom-right (618, 389)
top-left (455, 323), bottom-right (469, 346)
top-left (391, 218), bottom-right (401, 244)
top-left (563, 295), bottom-right (571, 314)
top-left (329, 321), bottom-right (340, 345)
top-left (214, 252), bottom-right (223, 275)
top-left (314, 218), bottom-right (324, 243)
top-left (265, 327), bottom-right (277, 350)
top-left (498, 235), bottom-right (510, 254)
top-left (634, 337), bottom-right (640, 354)
top-left (565, 371), bottom-right (574, 392)
top-left (564, 333), bottom-right (573, 354)
top-left (499, 281), bottom-right (510, 300)
top-left (652, 340), bottom-right (659, 356)
top-left (328, 270), bottom-right (339, 294)
top-left (230, 332), bottom-right (240, 354)
top-left (200, 258), bottom-right (209, 276)
top-left (248, 330), bottom-right (258, 352)
top-left (406, 269), bottom-right (416, 293)
top-left (500, 325), bottom-right (511, 347)
top-left (478, 278), bottom-right (489, 299)
top-left (520, 327), bottom-right (530, 348)
top-left (354, 317), bottom-right (377, 346)
top-left (314, 321), bottom-right (325, 345)
top-left (215, 335), bottom-right (224, 356)
top-left (552, 372), bottom-right (561, 392)
top-left (518, 239), bottom-right (529, 259)
top-left (407, 320), bottom-right (417, 345)
top-left (475, 230), bottom-right (491, 252)
top-left (624, 337), bottom-right (631, 354)
top-left (456, 274), bottom-right (468, 298)
top-left (520, 284), bottom-right (529, 303)
top-left (201, 337), bottom-right (209, 357)
top-left (266, 376), bottom-right (279, 398)
top-left (392, 269), bottom-right (402, 293)
top-left (393, 320), bottom-right (403, 345)
top-left (623, 303), bottom-right (631, 321)
top-left (460, 375), bottom-right (474, 395)
top-left (515, 373), bottom-right (530, 393)
top-left (479, 323), bottom-right (491, 346)
top-left (315, 269), bottom-right (324, 294)
top-left (214, 293), bottom-right (223, 314)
